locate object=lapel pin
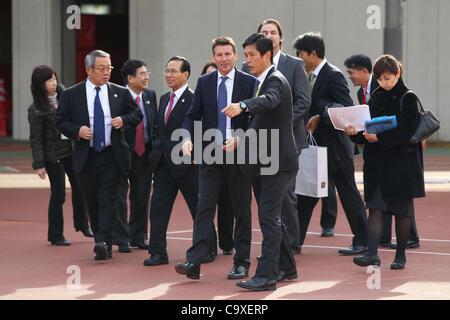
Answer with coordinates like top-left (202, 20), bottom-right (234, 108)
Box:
top-left (114, 94), bottom-right (118, 98)
top-left (182, 99), bottom-right (185, 103)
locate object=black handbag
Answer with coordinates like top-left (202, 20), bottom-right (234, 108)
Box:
top-left (399, 90), bottom-right (440, 144)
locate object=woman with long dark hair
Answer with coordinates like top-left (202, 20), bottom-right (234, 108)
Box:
top-left (345, 55), bottom-right (425, 269)
top-left (28, 65), bottom-right (93, 245)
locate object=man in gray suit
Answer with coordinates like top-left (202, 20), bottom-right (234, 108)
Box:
top-left (242, 19), bottom-right (311, 253)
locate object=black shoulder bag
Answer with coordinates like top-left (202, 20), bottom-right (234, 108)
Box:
top-left (399, 90), bottom-right (440, 144)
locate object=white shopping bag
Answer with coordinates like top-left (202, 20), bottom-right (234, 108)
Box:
top-left (295, 133), bottom-right (328, 198)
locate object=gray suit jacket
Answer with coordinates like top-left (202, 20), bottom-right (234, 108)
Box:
top-left (242, 51), bottom-right (311, 153)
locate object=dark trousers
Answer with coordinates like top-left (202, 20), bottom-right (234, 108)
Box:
top-left (320, 177), bottom-right (337, 229)
top-left (77, 147), bottom-right (121, 246)
top-left (253, 170), bottom-right (297, 280)
top-left (187, 163), bottom-right (252, 268)
top-left (114, 147), bottom-right (152, 244)
top-left (380, 205), bottom-right (420, 244)
top-left (45, 156), bottom-right (89, 242)
top-left (298, 166), bottom-right (368, 247)
top-left (214, 183), bottom-right (234, 252)
top-left (148, 158), bottom-right (205, 256)
top-left (281, 172), bottom-right (300, 250)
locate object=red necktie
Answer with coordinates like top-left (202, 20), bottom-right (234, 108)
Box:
top-left (134, 96), bottom-right (145, 157)
top-left (165, 92), bottom-right (175, 125)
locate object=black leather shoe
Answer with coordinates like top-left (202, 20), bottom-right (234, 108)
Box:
top-left (118, 242), bottom-right (132, 253)
top-left (222, 249), bottom-right (233, 255)
top-left (236, 277), bottom-right (276, 291)
top-left (130, 240), bottom-right (149, 250)
top-left (200, 252), bottom-right (216, 264)
top-left (175, 262), bottom-right (200, 279)
top-left (321, 228), bottom-right (334, 237)
top-left (81, 229), bottom-right (94, 238)
top-left (143, 254), bottom-right (169, 266)
top-left (50, 239), bottom-right (71, 246)
top-left (390, 261), bottom-right (405, 270)
top-left (227, 265), bottom-right (249, 279)
top-left (94, 242), bottom-right (109, 260)
top-left (389, 241), bottom-right (420, 249)
top-left (338, 245), bottom-right (367, 255)
top-left (379, 242), bottom-right (392, 248)
top-left (353, 255), bottom-right (381, 267)
top-left (277, 270), bottom-right (298, 282)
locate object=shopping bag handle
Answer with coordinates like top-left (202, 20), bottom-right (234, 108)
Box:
top-left (308, 132), bottom-right (318, 146)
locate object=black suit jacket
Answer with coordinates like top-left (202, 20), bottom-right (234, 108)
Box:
top-left (357, 75), bottom-right (379, 105)
top-left (243, 52), bottom-right (311, 152)
top-left (55, 81), bottom-right (143, 174)
top-left (182, 68), bottom-right (257, 151)
top-left (309, 61), bottom-right (355, 172)
top-left (149, 87), bottom-right (195, 178)
top-left (125, 88), bottom-right (157, 152)
top-left (240, 67), bottom-right (298, 178)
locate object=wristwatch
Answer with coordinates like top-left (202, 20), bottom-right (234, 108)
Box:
top-left (240, 102), bottom-right (247, 111)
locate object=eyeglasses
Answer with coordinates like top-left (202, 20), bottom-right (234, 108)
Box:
top-left (164, 69), bottom-right (181, 75)
top-left (94, 66), bottom-right (114, 73)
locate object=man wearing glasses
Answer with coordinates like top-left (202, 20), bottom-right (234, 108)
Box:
top-left (113, 59), bottom-right (157, 253)
top-left (56, 50), bottom-right (143, 261)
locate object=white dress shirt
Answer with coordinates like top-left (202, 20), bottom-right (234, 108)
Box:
top-left (273, 50), bottom-right (281, 68)
top-left (86, 78), bottom-right (112, 147)
top-left (311, 58), bottom-right (328, 86)
top-left (217, 68), bottom-right (235, 140)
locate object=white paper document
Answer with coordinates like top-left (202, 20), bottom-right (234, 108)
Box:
top-left (327, 105), bottom-right (371, 132)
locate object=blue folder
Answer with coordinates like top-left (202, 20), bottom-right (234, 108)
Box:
top-left (364, 116), bottom-right (397, 134)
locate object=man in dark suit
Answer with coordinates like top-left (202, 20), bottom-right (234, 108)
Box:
top-left (175, 37), bottom-right (257, 280)
top-left (143, 56), bottom-right (215, 266)
top-left (55, 50), bottom-right (143, 260)
top-left (113, 59), bottom-right (157, 253)
top-left (242, 18), bottom-right (311, 253)
top-left (344, 54), bottom-right (420, 249)
top-left (293, 33), bottom-right (368, 255)
top-left (224, 33), bottom-right (298, 291)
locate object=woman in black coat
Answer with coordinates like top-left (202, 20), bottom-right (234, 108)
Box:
top-left (345, 55), bottom-right (425, 269)
top-left (28, 65), bottom-right (93, 245)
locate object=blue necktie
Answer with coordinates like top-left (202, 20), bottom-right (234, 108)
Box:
top-left (217, 76), bottom-right (228, 143)
top-left (252, 79), bottom-right (260, 97)
top-left (94, 87), bottom-right (105, 152)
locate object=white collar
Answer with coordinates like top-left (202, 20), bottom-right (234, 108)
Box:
top-left (273, 50), bottom-right (282, 67)
top-left (366, 73), bottom-right (373, 93)
top-left (257, 65), bottom-right (275, 86)
top-left (171, 83), bottom-right (188, 99)
top-left (86, 78), bottom-right (107, 91)
top-left (312, 58), bottom-right (327, 77)
top-left (218, 67), bottom-right (236, 81)
top-left (126, 85), bottom-right (142, 101)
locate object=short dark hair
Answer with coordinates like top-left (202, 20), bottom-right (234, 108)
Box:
top-left (372, 54), bottom-right (403, 79)
top-left (257, 18), bottom-right (283, 47)
top-left (167, 56), bottom-right (191, 78)
top-left (212, 37), bottom-right (237, 54)
top-left (121, 59), bottom-right (146, 85)
top-left (293, 32), bottom-right (325, 59)
top-left (201, 60), bottom-right (217, 75)
top-left (344, 54), bottom-right (372, 73)
top-left (242, 33), bottom-right (274, 64)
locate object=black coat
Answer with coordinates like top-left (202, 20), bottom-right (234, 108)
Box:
top-left (240, 67), bottom-right (298, 178)
top-left (28, 102), bottom-right (72, 169)
top-left (350, 77), bottom-right (425, 202)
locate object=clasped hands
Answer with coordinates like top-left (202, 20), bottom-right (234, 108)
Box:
top-left (78, 117), bottom-right (123, 140)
